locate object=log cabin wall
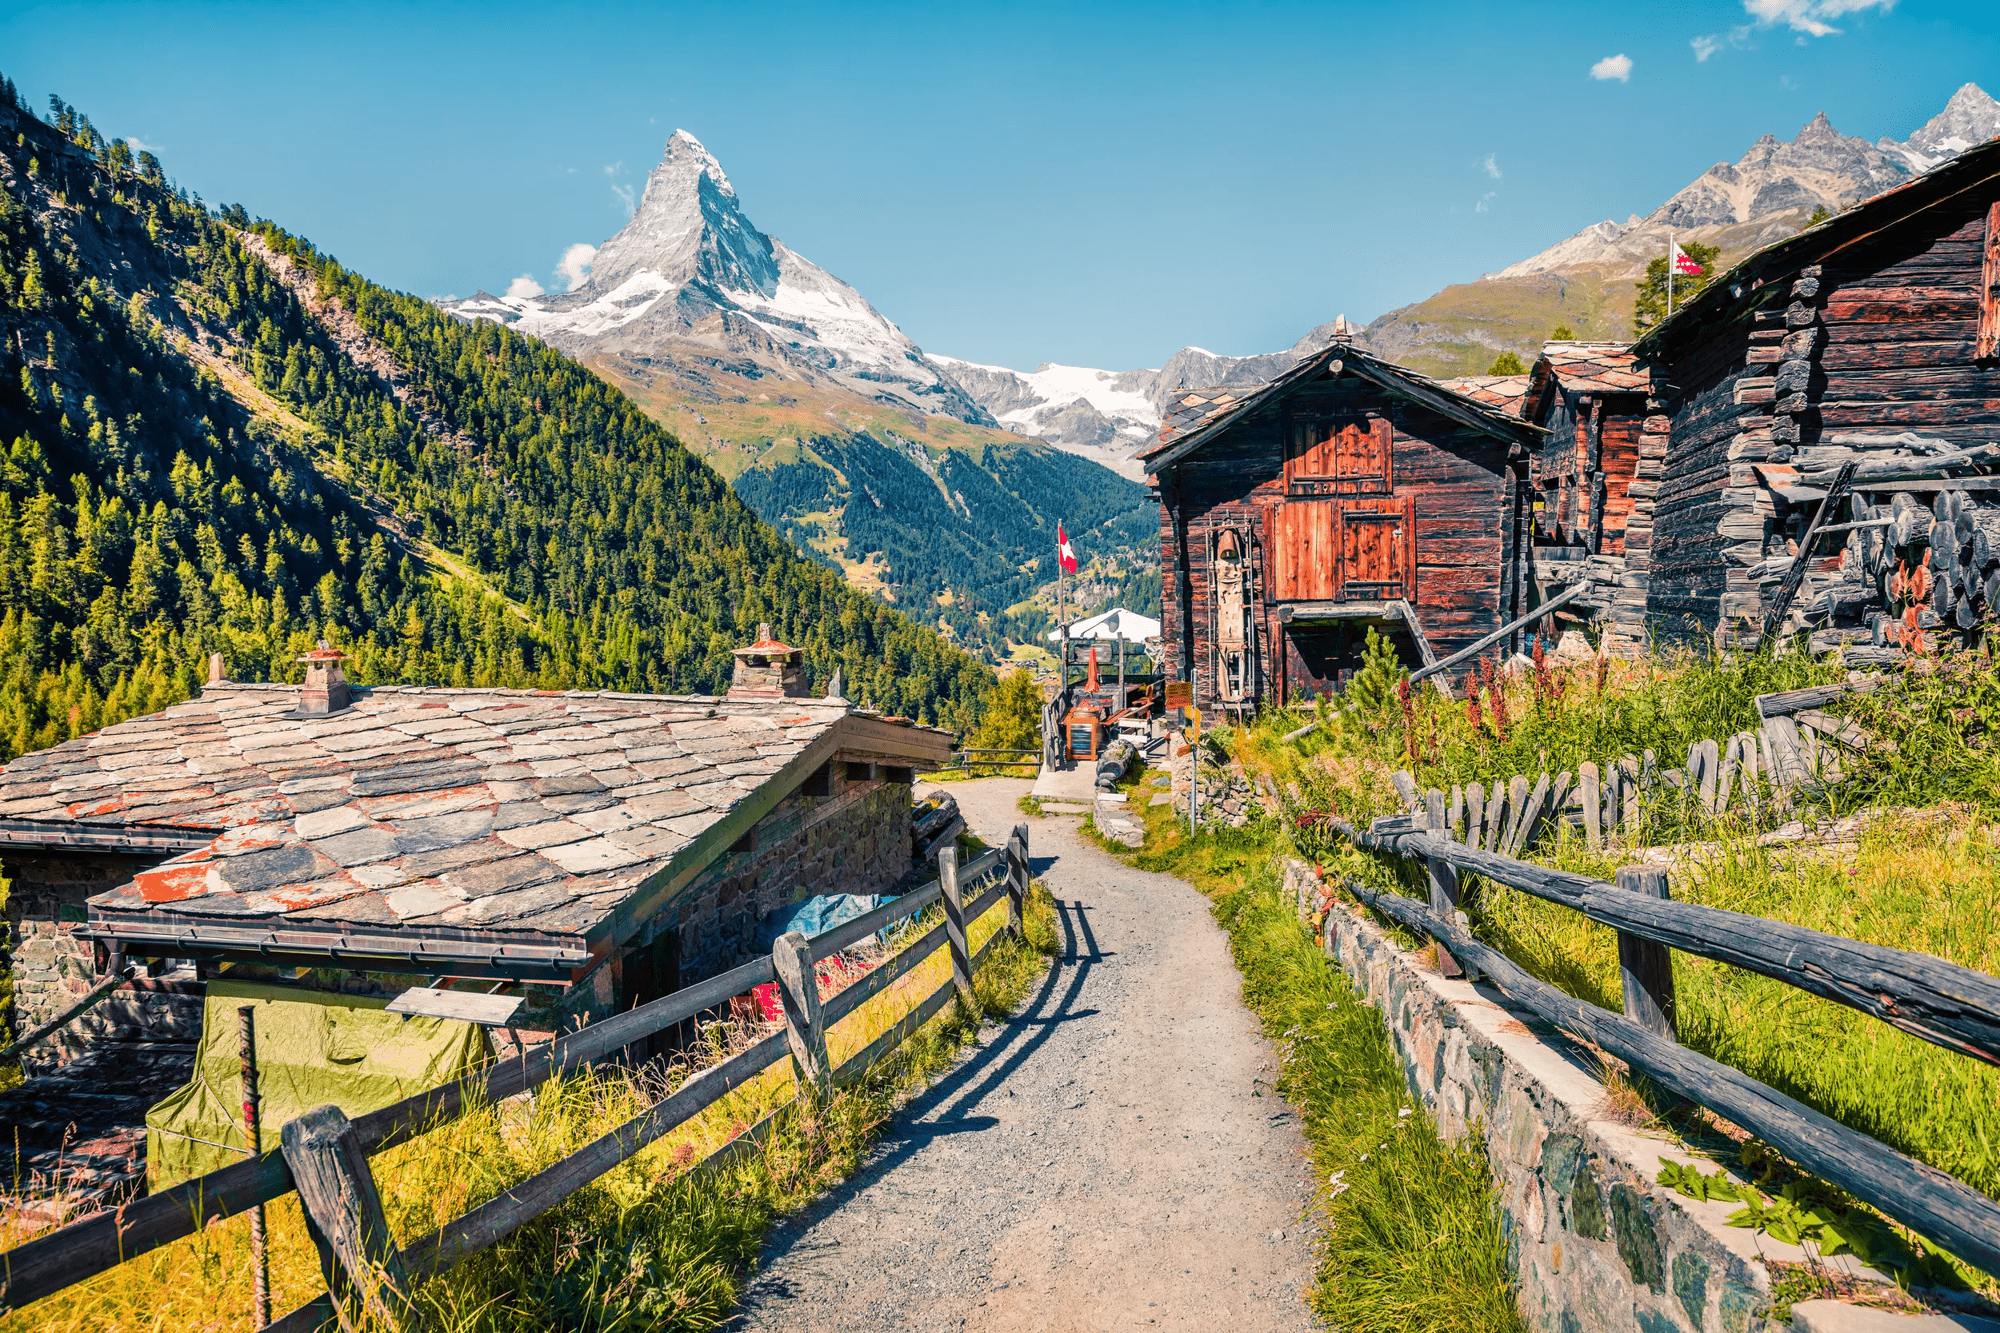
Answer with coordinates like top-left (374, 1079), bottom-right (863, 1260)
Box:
top-left (1152, 361), bottom-right (1530, 710)
top-left (1643, 148), bottom-right (2000, 647)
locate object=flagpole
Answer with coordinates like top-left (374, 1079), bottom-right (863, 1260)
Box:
top-left (1668, 229), bottom-right (1675, 318)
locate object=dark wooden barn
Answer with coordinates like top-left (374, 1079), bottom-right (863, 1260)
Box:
top-left (1521, 343), bottom-right (1661, 652)
top-left (1636, 134), bottom-right (2000, 648)
top-left (1140, 342), bottom-right (1545, 711)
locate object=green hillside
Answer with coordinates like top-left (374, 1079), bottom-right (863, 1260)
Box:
top-left (590, 351), bottom-right (1160, 659)
top-left (0, 80), bottom-right (991, 759)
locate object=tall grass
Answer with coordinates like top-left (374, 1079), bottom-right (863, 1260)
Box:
top-left (3, 885), bottom-right (1058, 1332)
top-left (1477, 813), bottom-right (2000, 1206)
top-left (1116, 790), bottom-right (1524, 1332)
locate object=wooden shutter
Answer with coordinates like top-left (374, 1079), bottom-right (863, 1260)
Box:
top-left (1334, 496), bottom-right (1415, 602)
top-left (1979, 201), bottom-right (2000, 362)
top-left (1286, 417), bottom-right (1393, 497)
top-left (1273, 501), bottom-right (1338, 601)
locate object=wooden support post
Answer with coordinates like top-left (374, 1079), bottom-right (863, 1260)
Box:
top-left (1466, 782), bottom-right (1486, 850)
top-left (1447, 784), bottom-right (1464, 843)
top-left (1006, 823), bottom-right (1030, 936)
top-left (772, 930), bottom-right (831, 1096)
top-left (238, 1006), bottom-right (269, 1329)
top-left (1424, 792), bottom-right (1463, 979)
top-left (1579, 763), bottom-right (1601, 849)
top-left (1615, 866), bottom-right (1677, 1040)
top-left (938, 846), bottom-right (976, 1009)
top-left (280, 1105), bottom-right (414, 1333)
top-left (1513, 772), bottom-right (1551, 854)
top-left (1619, 756), bottom-right (1640, 835)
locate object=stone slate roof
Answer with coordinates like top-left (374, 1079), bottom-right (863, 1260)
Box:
top-left (1157, 386), bottom-right (1252, 445)
top-left (1142, 342), bottom-right (1545, 472)
top-left (1437, 374), bottom-right (1531, 415)
top-left (0, 684), bottom-right (949, 973)
top-left (1524, 342), bottom-right (1647, 426)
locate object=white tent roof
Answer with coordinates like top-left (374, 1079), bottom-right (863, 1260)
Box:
top-left (1046, 607), bottom-right (1162, 645)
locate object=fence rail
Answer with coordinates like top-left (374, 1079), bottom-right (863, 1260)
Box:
top-left (1329, 797), bottom-right (2000, 1280)
top-left (0, 832), bottom-right (1032, 1329)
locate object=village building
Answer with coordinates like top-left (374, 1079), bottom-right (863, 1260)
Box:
top-left (1518, 343), bottom-right (1660, 652)
top-left (0, 632), bottom-right (950, 1086)
top-left (1635, 134), bottom-right (2000, 648)
top-left (1140, 342), bottom-right (1546, 710)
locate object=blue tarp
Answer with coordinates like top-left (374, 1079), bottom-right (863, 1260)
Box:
top-left (753, 893), bottom-right (901, 952)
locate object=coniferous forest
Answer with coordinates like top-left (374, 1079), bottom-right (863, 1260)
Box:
top-left (0, 79), bottom-right (994, 760)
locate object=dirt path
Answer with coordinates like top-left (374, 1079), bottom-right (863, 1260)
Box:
top-left (728, 779), bottom-right (1318, 1332)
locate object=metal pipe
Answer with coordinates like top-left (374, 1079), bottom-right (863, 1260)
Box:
top-left (238, 1005), bottom-right (270, 1327)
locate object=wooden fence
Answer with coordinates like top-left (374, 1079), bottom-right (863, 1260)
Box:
top-left (1407, 681), bottom-right (1872, 858)
top-left (944, 747), bottom-right (1041, 773)
top-left (0, 830), bottom-right (1034, 1330)
top-left (1328, 802), bottom-right (2000, 1278)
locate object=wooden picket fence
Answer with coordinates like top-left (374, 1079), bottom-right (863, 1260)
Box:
top-left (1328, 806), bottom-right (2000, 1280)
top-left (0, 830), bottom-right (1034, 1331)
top-left (1414, 681), bottom-right (1873, 857)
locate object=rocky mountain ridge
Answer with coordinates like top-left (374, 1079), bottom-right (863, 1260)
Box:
top-left (948, 83), bottom-right (2000, 428)
top-left (445, 130), bottom-right (991, 426)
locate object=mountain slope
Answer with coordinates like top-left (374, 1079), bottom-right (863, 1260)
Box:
top-left (446, 133), bottom-right (1158, 652)
top-left (0, 83), bottom-right (990, 758)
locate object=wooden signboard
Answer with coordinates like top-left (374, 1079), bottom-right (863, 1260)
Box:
top-left (1164, 681), bottom-right (1193, 709)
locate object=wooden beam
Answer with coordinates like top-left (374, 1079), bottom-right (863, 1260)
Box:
top-left (1408, 581), bottom-right (1591, 684)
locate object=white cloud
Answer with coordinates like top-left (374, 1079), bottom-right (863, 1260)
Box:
top-left (1741, 0), bottom-right (1894, 38)
top-left (1692, 34), bottom-right (1722, 60)
top-left (556, 243), bottom-right (596, 291)
top-left (1476, 191), bottom-right (1498, 213)
top-left (126, 135), bottom-right (164, 154)
top-left (1481, 153), bottom-right (1501, 179)
top-left (605, 161), bottom-right (635, 217)
top-left (505, 274), bottom-right (545, 299)
top-left (1590, 53), bottom-right (1633, 81)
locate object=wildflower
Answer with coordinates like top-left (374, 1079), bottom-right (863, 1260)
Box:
top-left (1397, 1107), bottom-right (1411, 1119)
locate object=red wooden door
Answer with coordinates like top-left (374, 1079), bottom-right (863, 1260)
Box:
top-left (1286, 417), bottom-right (1393, 498)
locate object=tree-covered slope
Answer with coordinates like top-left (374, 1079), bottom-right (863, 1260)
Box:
top-left (0, 80), bottom-right (990, 759)
top-left (732, 429), bottom-right (1155, 653)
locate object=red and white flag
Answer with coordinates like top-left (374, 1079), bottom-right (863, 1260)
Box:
top-left (1057, 522), bottom-right (1079, 574)
top-left (1672, 245), bottom-right (1705, 276)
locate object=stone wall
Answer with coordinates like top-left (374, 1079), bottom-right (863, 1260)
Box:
top-left (3, 850), bottom-right (203, 1077)
top-left (1283, 859), bottom-right (1809, 1333)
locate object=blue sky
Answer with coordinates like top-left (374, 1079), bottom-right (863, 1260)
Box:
top-left (3, 0), bottom-right (1996, 370)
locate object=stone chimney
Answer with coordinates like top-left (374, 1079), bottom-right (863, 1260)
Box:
top-left (728, 624), bottom-right (808, 700)
top-left (294, 640), bottom-right (353, 717)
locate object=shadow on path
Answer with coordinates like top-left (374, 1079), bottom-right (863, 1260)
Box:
top-left (737, 853), bottom-right (1109, 1289)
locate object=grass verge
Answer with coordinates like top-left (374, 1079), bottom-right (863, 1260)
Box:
top-left (3, 879), bottom-right (1059, 1333)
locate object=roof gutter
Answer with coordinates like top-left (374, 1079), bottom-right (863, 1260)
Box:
top-left (81, 917), bottom-right (594, 983)
top-left (0, 818), bottom-right (217, 855)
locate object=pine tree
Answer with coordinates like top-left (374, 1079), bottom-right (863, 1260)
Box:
top-left (1487, 351), bottom-right (1526, 375)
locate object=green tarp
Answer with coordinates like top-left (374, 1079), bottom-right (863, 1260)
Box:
top-left (146, 979), bottom-right (490, 1189)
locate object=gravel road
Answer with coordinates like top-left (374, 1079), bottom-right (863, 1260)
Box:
top-left (727, 777), bottom-right (1318, 1332)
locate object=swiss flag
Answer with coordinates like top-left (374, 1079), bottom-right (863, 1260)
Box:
top-left (1057, 523), bottom-right (1079, 574)
top-left (1672, 245), bottom-right (1705, 276)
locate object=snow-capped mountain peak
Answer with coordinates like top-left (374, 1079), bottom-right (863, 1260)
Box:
top-left (1880, 82), bottom-right (2000, 173)
top-left (444, 132), bottom-right (990, 424)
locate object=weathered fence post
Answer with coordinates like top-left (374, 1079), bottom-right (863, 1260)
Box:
top-left (1424, 790), bottom-right (1464, 980)
top-left (238, 1005), bottom-right (269, 1328)
top-left (280, 1104), bottom-right (414, 1333)
top-left (1614, 866), bottom-right (1677, 1040)
top-left (772, 930), bottom-right (831, 1096)
top-left (1579, 763), bottom-right (1601, 849)
top-left (938, 845), bottom-right (976, 1009)
top-left (1006, 823), bottom-right (1029, 936)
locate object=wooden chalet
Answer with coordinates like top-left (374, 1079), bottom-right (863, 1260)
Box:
top-left (1635, 133), bottom-right (2000, 647)
top-left (1140, 342), bottom-right (1545, 710)
top-left (1520, 343), bottom-right (1659, 651)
